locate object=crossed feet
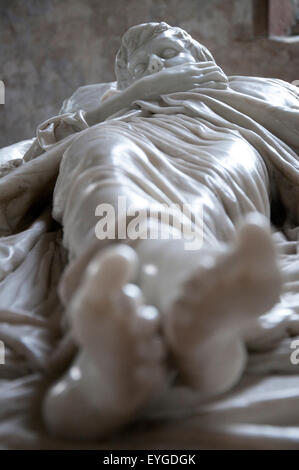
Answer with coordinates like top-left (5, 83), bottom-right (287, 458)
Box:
top-left (43, 214), bottom-right (282, 440)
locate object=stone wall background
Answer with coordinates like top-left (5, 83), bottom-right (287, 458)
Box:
top-left (1, 0), bottom-right (299, 148)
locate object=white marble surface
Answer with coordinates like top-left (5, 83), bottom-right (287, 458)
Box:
top-left (1, 21), bottom-right (299, 447)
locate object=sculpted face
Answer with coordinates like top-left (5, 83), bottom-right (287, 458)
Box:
top-left (127, 29), bottom-right (196, 85)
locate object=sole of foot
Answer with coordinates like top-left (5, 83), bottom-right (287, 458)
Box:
top-left (163, 213), bottom-right (282, 396)
top-left (43, 244), bottom-right (168, 440)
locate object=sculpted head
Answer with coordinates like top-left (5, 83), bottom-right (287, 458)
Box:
top-left (115, 22), bottom-right (215, 90)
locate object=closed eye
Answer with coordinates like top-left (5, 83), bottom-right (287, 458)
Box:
top-left (134, 63), bottom-right (146, 76)
top-left (160, 48), bottom-right (178, 59)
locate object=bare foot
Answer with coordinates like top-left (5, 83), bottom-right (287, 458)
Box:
top-left (163, 213), bottom-right (282, 396)
top-left (43, 244), bottom-right (167, 440)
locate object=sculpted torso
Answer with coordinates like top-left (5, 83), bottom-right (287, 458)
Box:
top-left (40, 22), bottom-right (298, 440)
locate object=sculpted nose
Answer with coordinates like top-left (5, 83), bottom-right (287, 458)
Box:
top-left (147, 54), bottom-right (163, 74)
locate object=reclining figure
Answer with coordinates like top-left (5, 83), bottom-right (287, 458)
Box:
top-left (36, 22), bottom-right (299, 440)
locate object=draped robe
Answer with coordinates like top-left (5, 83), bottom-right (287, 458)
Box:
top-left (0, 68), bottom-right (299, 448)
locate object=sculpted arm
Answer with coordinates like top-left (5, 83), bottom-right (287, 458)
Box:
top-left (34, 62), bottom-right (226, 150)
top-left (85, 62), bottom-right (226, 125)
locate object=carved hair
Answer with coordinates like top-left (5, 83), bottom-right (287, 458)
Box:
top-left (115, 22), bottom-right (215, 90)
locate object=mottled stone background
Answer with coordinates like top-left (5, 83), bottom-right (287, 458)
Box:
top-left (1, 0), bottom-right (299, 147)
